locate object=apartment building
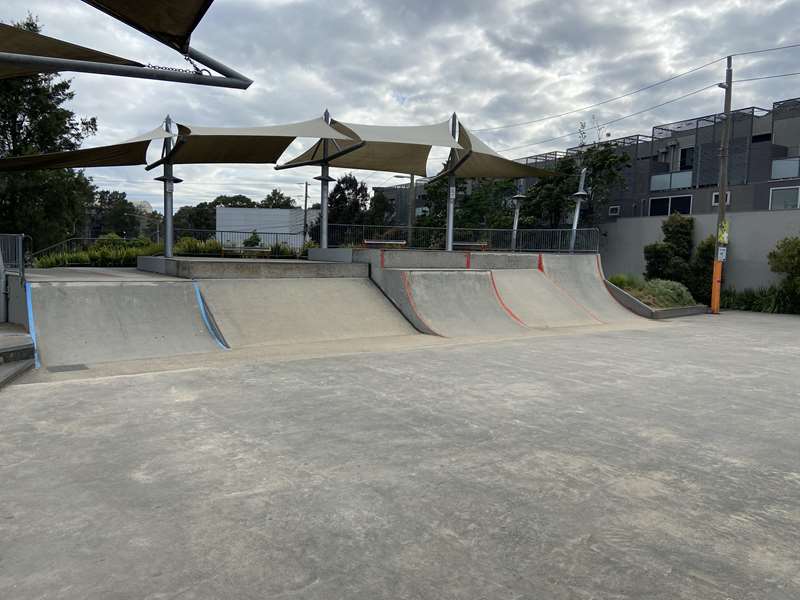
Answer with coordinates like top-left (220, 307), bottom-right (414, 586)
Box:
top-left (521, 96), bottom-right (800, 221)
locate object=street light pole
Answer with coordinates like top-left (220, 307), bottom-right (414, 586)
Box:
top-left (303, 181), bottom-right (309, 242)
top-left (711, 56), bottom-right (733, 315)
top-left (570, 168), bottom-right (588, 253)
top-left (154, 115), bottom-right (182, 258)
top-left (511, 179), bottom-right (526, 252)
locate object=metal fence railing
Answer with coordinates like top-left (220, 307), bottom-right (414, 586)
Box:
top-left (31, 236), bottom-right (155, 257)
top-left (0, 233), bottom-right (29, 275)
top-left (326, 224), bottom-right (600, 253)
top-left (174, 229), bottom-right (307, 257)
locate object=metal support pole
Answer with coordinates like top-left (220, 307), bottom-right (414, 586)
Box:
top-left (155, 116), bottom-right (182, 258)
top-left (303, 181), bottom-right (309, 243)
top-left (407, 174), bottom-right (415, 245)
top-left (446, 114), bottom-right (458, 252)
top-left (570, 168), bottom-right (588, 253)
top-left (711, 56), bottom-right (733, 315)
top-left (511, 180), bottom-right (525, 252)
top-left (315, 110), bottom-right (333, 249)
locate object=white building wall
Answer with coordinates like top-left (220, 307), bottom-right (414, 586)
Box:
top-left (215, 207), bottom-right (320, 250)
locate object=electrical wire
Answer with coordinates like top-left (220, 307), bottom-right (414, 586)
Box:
top-left (496, 83), bottom-right (719, 154)
top-left (474, 57), bottom-right (725, 132)
top-left (474, 41), bottom-right (800, 133)
top-left (734, 71), bottom-right (800, 83)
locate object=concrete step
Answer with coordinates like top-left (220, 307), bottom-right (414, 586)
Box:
top-left (0, 341), bottom-right (35, 365)
top-left (0, 358), bottom-right (34, 389)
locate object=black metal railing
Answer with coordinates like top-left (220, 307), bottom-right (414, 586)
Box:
top-left (173, 229), bottom-right (307, 258)
top-left (326, 224), bottom-right (600, 253)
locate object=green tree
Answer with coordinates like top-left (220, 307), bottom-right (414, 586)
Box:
top-left (0, 16), bottom-right (98, 249)
top-left (458, 179), bottom-right (516, 229)
top-left (95, 190), bottom-right (139, 237)
top-left (173, 194), bottom-right (257, 234)
top-left (522, 155), bottom-right (579, 228)
top-left (363, 190), bottom-right (394, 226)
top-left (581, 143), bottom-right (630, 224)
top-left (260, 189), bottom-right (296, 208)
top-left (328, 174), bottom-right (369, 224)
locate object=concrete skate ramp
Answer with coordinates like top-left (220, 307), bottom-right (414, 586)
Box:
top-left (395, 270), bottom-right (527, 338)
top-left (542, 254), bottom-right (640, 323)
top-left (28, 281), bottom-right (221, 367)
top-left (491, 269), bottom-right (601, 328)
top-left (196, 278), bottom-right (416, 348)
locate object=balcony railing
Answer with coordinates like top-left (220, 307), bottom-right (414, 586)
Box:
top-left (771, 157), bottom-right (800, 180)
top-left (650, 170), bottom-right (693, 191)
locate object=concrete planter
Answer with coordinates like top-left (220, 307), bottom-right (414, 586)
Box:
top-left (605, 280), bottom-right (708, 319)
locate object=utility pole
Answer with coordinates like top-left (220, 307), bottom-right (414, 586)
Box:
top-left (303, 181), bottom-right (309, 243)
top-left (711, 56), bottom-right (733, 315)
top-left (569, 168), bottom-right (588, 253)
top-left (446, 113), bottom-right (458, 251)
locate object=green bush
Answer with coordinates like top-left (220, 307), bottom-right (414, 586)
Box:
top-left (686, 235), bottom-right (715, 305)
top-left (173, 236), bottom-right (222, 256)
top-left (639, 279), bottom-right (696, 308)
top-left (243, 231), bottom-right (261, 248)
top-left (768, 236), bottom-right (800, 276)
top-left (643, 242), bottom-right (674, 280)
top-left (33, 243), bottom-right (163, 268)
top-left (661, 213), bottom-right (694, 261)
top-left (608, 273), bottom-right (643, 290)
top-left (268, 242), bottom-right (295, 257)
top-left (300, 240), bottom-right (318, 258)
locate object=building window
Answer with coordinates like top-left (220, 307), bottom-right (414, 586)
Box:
top-left (649, 195), bottom-right (692, 216)
top-left (679, 147), bottom-right (694, 171)
top-left (608, 205), bottom-right (621, 217)
top-left (711, 191), bottom-right (731, 207)
top-left (649, 197), bottom-right (670, 216)
top-left (771, 157), bottom-right (800, 180)
top-left (769, 187), bottom-right (800, 210)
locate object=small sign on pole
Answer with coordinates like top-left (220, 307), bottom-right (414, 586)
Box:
top-left (717, 246), bottom-right (728, 262)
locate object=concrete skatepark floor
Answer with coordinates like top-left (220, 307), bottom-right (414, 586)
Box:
top-left (2, 312), bottom-right (799, 599)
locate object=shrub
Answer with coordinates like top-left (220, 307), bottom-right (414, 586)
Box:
top-left (300, 241), bottom-right (318, 258)
top-left (687, 235), bottom-right (715, 305)
top-left (643, 242), bottom-right (674, 280)
top-left (174, 236), bottom-right (222, 256)
top-left (661, 213), bottom-right (694, 261)
top-left (608, 273), bottom-right (643, 290)
top-left (768, 236), bottom-right (800, 276)
top-left (33, 244), bottom-right (162, 268)
top-left (268, 242), bottom-right (295, 257)
top-left (243, 231), bottom-right (261, 248)
top-left (638, 279), bottom-right (696, 308)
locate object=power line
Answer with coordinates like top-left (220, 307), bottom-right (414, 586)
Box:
top-left (474, 41), bottom-right (800, 134)
top-left (496, 83), bottom-right (719, 155)
top-left (734, 71), bottom-right (800, 83)
top-left (474, 57), bottom-right (725, 133)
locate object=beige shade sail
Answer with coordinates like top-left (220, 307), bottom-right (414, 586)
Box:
top-left (279, 120), bottom-right (462, 177)
top-left (0, 23), bottom-right (141, 79)
top-left (0, 127), bottom-right (171, 172)
top-left (167, 118), bottom-right (353, 165)
top-left (443, 124), bottom-right (554, 179)
top-left (81, 0), bottom-right (214, 53)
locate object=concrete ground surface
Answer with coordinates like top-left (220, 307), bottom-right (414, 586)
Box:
top-left (1, 312), bottom-right (799, 599)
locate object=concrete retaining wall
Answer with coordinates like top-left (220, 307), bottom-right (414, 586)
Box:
top-left (138, 256), bottom-right (368, 279)
top-left (600, 209), bottom-right (800, 290)
top-left (604, 281), bottom-right (707, 319)
top-left (7, 274), bottom-right (27, 329)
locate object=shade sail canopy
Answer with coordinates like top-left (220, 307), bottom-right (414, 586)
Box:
top-left (0, 23), bottom-right (141, 79)
top-left (443, 124), bottom-right (554, 179)
top-left (167, 118), bottom-right (353, 165)
top-left (280, 120), bottom-right (461, 177)
top-left (81, 0), bottom-right (214, 53)
top-left (0, 127), bottom-right (171, 172)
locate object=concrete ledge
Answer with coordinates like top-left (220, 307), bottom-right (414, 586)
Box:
top-left (605, 281), bottom-right (708, 319)
top-left (138, 256), bottom-right (368, 279)
top-left (351, 249), bottom-right (543, 270)
top-left (308, 248), bottom-right (354, 263)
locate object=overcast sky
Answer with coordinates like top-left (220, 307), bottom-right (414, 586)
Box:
top-left (5, 0), bottom-right (800, 211)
